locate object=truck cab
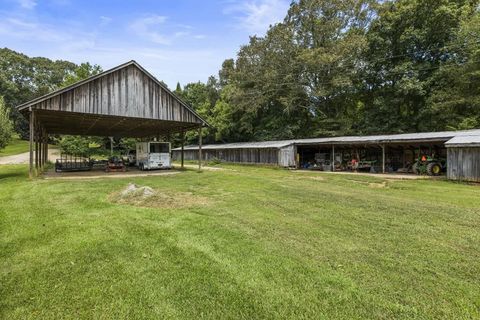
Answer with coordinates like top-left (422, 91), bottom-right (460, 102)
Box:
top-left (136, 142), bottom-right (171, 170)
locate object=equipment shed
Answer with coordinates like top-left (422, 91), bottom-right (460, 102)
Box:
top-left (445, 135), bottom-right (480, 182)
top-left (173, 129), bottom-right (480, 181)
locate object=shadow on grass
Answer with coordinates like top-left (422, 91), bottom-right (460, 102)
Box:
top-left (0, 166), bottom-right (29, 181)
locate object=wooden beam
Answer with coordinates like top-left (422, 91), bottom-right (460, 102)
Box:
top-left (181, 130), bottom-right (185, 169)
top-left (38, 128), bottom-right (43, 171)
top-left (29, 110), bottom-right (34, 178)
top-left (332, 144), bottom-right (335, 172)
top-left (382, 144), bottom-right (386, 173)
top-left (43, 128), bottom-right (48, 167)
top-left (198, 127), bottom-right (202, 170)
top-left (34, 116), bottom-right (39, 173)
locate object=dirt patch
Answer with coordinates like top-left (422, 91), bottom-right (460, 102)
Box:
top-left (308, 176), bottom-right (325, 181)
top-left (368, 181), bottom-right (389, 189)
top-left (109, 183), bottom-right (211, 209)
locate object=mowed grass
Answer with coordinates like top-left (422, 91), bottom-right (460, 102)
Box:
top-left (0, 164), bottom-right (479, 319)
top-left (0, 137), bottom-right (30, 157)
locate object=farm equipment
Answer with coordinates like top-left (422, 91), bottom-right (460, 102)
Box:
top-left (105, 156), bottom-right (127, 172)
top-left (412, 155), bottom-right (446, 176)
top-left (55, 154), bottom-right (93, 172)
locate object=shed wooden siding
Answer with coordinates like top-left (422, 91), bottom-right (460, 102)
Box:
top-left (32, 64), bottom-right (201, 124)
top-left (173, 148), bottom-right (279, 165)
top-left (279, 145), bottom-right (296, 167)
top-left (447, 147), bottom-right (480, 182)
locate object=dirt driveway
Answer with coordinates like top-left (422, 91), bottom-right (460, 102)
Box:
top-left (0, 149), bottom-right (59, 165)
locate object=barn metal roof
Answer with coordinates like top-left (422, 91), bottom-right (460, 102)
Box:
top-left (16, 60), bottom-right (208, 127)
top-left (445, 134), bottom-right (480, 147)
top-left (15, 61), bottom-right (209, 137)
top-left (178, 140), bottom-right (295, 150)
top-left (174, 129), bottom-right (480, 150)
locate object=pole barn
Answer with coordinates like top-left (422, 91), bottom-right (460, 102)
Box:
top-left (16, 60), bottom-right (209, 177)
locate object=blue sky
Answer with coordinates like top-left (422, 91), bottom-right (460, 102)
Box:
top-left (0, 0), bottom-right (290, 87)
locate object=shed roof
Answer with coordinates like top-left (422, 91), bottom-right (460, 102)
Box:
top-left (445, 134), bottom-right (480, 147)
top-left (17, 60), bottom-right (209, 137)
top-left (174, 129), bottom-right (480, 151)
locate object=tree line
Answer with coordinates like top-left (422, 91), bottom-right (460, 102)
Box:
top-left (175, 0), bottom-right (480, 144)
top-left (1, 0), bottom-right (479, 149)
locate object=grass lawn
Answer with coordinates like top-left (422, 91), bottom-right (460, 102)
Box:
top-left (0, 137), bottom-right (30, 157)
top-left (0, 164), bottom-right (479, 319)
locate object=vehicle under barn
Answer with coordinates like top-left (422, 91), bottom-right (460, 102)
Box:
top-left (173, 129), bottom-right (480, 181)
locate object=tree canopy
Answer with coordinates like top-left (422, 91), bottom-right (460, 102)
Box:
top-left (175, 0), bottom-right (480, 143)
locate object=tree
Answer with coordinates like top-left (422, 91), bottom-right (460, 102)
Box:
top-left (62, 62), bottom-right (102, 87)
top-left (426, 8), bottom-right (480, 130)
top-left (0, 48), bottom-right (77, 138)
top-left (361, 0), bottom-right (478, 133)
top-left (0, 96), bottom-right (14, 150)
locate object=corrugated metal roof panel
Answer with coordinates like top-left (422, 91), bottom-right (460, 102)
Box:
top-left (178, 140), bottom-right (294, 150)
top-left (173, 129), bottom-right (480, 151)
top-left (445, 134), bottom-right (480, 147)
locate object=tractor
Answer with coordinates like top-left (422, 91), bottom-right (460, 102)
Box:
top-left (412, 154), bottom-right (446, 176)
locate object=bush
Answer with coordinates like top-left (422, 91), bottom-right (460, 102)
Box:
top-left (0, 96), bottom-right (14, 150)
top-left (57, 135), bottom-right (92, 157)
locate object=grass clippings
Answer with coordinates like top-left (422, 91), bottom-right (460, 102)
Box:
top-left (109, 183), bottom-right (211, 209)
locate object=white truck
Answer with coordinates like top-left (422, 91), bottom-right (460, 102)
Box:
top-left (136, 141), bottom-right (171, 170)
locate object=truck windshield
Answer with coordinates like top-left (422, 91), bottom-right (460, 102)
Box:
top-left (150, 143), bottom-right (169, 153)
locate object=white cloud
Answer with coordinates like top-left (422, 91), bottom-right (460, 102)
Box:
top-left (129, 15), bottom-right (200, 45)
top-left (129, 15), bottom-right (171, 45)
top-left (17, 0), bottom-right (37, 9)
top-left (224, 0), bottom-right (289, 35)
top-left (99, 16), bottom-right (112, 26)
top-left (0, 17), bottom-right (69, 41)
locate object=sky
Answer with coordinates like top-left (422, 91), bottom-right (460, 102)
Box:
top-left (0, 0), bottom-right (290, 88)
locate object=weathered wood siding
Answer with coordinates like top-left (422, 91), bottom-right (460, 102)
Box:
top-left (447, 147), bottom-right (480, 182)
top-left (33, 64), bottom-right (201, 124)
top-left (279, 145), bottom-right (296, 167)
top-left (173, 148), bottom-right (279, 165)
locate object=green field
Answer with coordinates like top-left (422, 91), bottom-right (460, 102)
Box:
top-left (0, 164), bottom-right (479, 319)
top-left (0, 137), bottom-right (30, 157)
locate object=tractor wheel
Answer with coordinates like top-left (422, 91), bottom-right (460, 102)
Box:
top-left (427, 162), bottom-right (442, 176)
top-left (412, 162), bottom-right (419, 174)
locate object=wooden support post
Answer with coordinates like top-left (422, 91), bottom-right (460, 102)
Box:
top-left (198, 127), bottom-right (202, 170)
top-left (181, 130), bottom-right (185, 169)
top-left (35, 126), bottom-right (39, 172)
top-left (38, 131), bottom-right (43, 171)
top-left (29, 110), bottom-right (34, 178)
top-left (42, 128), bottom-right (47, 168)
top-left (45, 136), bottom-right (48, 165)
top-left (109, 137), bottom-right (114, 156)
top-left (331, 144), bottom-right (335, 172)
top-left (382, 144), bottom-right (386, 174)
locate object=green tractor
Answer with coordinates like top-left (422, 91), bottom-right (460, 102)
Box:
top-left (412, 155), bottom-right (446, 176)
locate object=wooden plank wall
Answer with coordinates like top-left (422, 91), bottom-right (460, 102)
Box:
top-left (278, 145), bottom-right (296, 167)
top-left (173, 148), bottom-right (279, 165)
top-left (33, 65), bottom-right (201, 124)
top-left (447, 147), bottom-right (480, 182)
